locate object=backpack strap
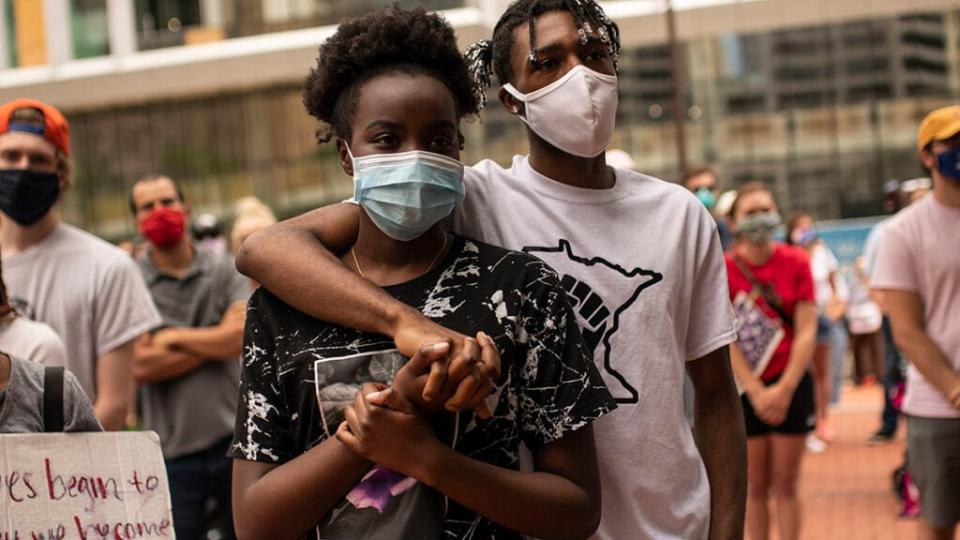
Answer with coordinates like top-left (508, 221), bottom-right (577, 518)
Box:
top-left (43, 366), bottom-right (65, 432)
top-left (732, 254), bottom-right (794, 328)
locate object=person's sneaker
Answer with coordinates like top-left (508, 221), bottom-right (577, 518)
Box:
top-left (867, 430), bottom-right (895, 445)
top-left (806, 434), bottom-right (827, 453)
top-left (816, 424), bottom-right (836, 443)
top-left (900, 470), bottom-right (921, 518)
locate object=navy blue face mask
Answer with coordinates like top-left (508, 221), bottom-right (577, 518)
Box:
top-left (0, 169), bottom-right (60, 226)
top-left (937, 147), bottom-right (960, 182)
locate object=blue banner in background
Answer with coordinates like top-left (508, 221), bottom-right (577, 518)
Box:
top-left (774, 215), bottom-right (885, 287)
top-left (815, 216), bottom-right (885, 270)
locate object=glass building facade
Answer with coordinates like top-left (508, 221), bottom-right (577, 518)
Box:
top-left (614, 11), bottom-right (955, 219)
top-left (134, 0), bottom-right (465, 49)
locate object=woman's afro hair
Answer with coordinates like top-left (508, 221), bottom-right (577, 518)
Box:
top-left (304, 5), bottom-right (480, 143)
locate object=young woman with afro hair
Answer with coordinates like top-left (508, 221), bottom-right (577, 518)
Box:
top-left (230, 5), bottom-right (614, 540)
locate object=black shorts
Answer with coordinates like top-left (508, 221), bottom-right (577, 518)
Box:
top-left (742, 371), bottom-right (815, 437)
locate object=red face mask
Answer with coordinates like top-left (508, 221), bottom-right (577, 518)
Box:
top-left (139, 207), bottom-right (186, 248)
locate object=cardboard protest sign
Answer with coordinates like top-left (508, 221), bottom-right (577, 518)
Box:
top-left (0, 431), bottom-right (173, 540)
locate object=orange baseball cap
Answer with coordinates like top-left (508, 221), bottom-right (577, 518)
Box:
top-left (0, 98), bottom-right (70, 156)
top-left (917, 105), bottom-right (960, 151)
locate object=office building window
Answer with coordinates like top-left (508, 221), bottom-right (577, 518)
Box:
top-left (136, 0), bottom-right (202, 49)
top-left (72, 0), bottom-right (109, 58)
top-left (4, 0), bottom-right (17, 67)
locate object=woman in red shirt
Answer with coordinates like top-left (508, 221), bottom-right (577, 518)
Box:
top-left (725, 182), bottom-right (817, 540)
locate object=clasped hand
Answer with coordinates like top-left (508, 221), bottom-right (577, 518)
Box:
top-left (394, 330), bottom-right (501, 417)
top-left (336, 382), bottom-right (438, 478)
top-left (335, 331), bottom-right (501, 476)
top-left (948, 383), bottom-right (960, 411)
top-left (748, 383), bottom-right (793, 426)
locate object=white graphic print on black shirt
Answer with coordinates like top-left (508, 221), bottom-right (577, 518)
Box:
top-left (231, 236), bottom-right (616, 539)
top-left (312, 349), bottom-right (450, 539)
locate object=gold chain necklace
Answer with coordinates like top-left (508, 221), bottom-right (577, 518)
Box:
top-left (351, 233), bottom-right (448, 280)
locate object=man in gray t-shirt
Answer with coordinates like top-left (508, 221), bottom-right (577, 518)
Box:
top-left (130, 175), bottom-right (251, 540)
top-left (0, 99), bottom-right (162, 432)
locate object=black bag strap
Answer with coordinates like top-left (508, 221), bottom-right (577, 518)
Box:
top-left (43, 366), bottom-right (65, 432)
top-left (732, 254), bottom-right (794, 327)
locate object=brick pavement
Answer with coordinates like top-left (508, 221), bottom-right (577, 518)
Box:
top-left (794, 384), bottom-right (921, 540)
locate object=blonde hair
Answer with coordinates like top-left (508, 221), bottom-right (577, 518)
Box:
top-left (231, 197), bottom-right (277, 253)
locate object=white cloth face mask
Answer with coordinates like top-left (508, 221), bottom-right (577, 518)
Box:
top-left (503, 64), bottom-right (619, 158)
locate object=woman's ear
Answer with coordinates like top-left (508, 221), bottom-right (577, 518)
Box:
top-left (337, 138), bottom-right (354, 177)
top-left (498, 88), bottom-right (524, 117)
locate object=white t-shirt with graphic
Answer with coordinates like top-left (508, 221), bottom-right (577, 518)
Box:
top-left (454, 155), bottom-right (738, 540)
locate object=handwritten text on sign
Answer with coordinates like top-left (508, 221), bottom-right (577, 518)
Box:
top-left (0, 431), bottom-right (174, 539)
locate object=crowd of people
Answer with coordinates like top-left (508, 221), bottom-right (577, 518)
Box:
top-left (0, 1), bottom-right (957, 540)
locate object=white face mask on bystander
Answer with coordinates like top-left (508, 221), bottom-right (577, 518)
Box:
top-left (503, 65), bottom-right (618, 158)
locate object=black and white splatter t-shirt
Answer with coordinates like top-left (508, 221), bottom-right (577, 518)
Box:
top-left (230, 235), bottom-right (616, 539)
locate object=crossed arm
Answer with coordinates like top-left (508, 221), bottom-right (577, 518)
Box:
top-left (236, 204), bottom-right (463, 357)
top-left (236, 203), bottom-right (496, 412)
top-left (132, 300), bottom-right (247, 384)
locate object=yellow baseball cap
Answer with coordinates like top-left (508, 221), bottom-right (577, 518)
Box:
top-left (918, 105), bottom-right (960, 150)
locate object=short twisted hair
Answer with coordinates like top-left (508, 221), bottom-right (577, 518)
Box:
top-left (466, 0), bottom-right (620, 110)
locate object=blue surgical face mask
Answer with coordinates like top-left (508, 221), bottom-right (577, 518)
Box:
top-left (695, 187), bottom-right (716, 210)
top-left (791, 227), bottom-right (817, 246)
top-left (937, 147), bottom-right (960, 181)
top-left (350, 148), bottom-right (465, 242)
top-left (790, 227), bottom-right (817, 246)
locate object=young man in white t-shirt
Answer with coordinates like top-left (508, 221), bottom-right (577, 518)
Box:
top-left (0, 99), bottom-right (162, 430)
top-left (236, 1), bottom-right (745, 538)
top-left (872, 105), bottom-right (960, 540)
